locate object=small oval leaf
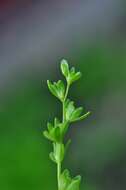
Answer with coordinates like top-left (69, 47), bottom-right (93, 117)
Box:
top-left (61, 59), bottom-right (69, 78)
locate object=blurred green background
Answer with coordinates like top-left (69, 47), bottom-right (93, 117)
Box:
top-left (0, 1), bottom-right (126, 190)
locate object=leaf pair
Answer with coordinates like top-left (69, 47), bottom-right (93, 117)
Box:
top-left (61, 59), bottom-right (82, 85)
top-left (47, 80), bottom-right (65, 102)
top-left (43, 119), bottom-right (63, 143)
top-left (59, 169), bottom-right (81, 190)
top-left (65, 99), bottom-right (90, 122)
top-left (43, 118), bottom-right (69, 143)
top-left (50, 140), bottom-right (71, 164)
top-left (50, 143), bottom-right (65, 163)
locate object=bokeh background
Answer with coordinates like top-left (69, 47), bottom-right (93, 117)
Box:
top-left (0, 1), bottom-right (126, 190)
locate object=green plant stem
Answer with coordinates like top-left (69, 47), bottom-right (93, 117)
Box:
top-left (63, 102), bottom-right (65, 123)
top-left (64, 83), bottom-right (69, 101)
top-left (57, 161), bottom-right (61, 190)
top-left (63, 83), bottom-right (70, 122)
top-left (57, 83), bottom-right (70, 190)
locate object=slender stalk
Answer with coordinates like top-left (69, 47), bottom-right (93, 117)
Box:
top-left (64, 83), bottom-right (69, 101)
top-left (57, 83), bottom-right (70, 190)
top-left (57, 161), bottom-right (61, 190)
top-left (63, 83), bottom-right (70, 122)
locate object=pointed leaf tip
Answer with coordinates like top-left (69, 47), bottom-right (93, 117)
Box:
top-left (71, 111), bottom-right (91, 122)
top-left (72, 72), bottom-right (82, 82)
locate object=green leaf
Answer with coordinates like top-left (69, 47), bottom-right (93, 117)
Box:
top-left (54, 117), bottom-right (60, 127)
top-left (59, 169), bottom-right (71, 190)
top-left (65, 100), bottom-right (75, 121)
top-left (59, 169), bottom-right (81, 190)
top-left (71, 111), bottom-right (91, 122)
top-left (70, 107), bottom-right (83, 121)
top-left (70, 67), bottom-right (75, 75)
top-left (64, 99), bottom-right (90, 123)
top-left (67, 175), bottom-right (81, 190)
top-left (44, 121), bottom-right (63, 142)
top-left (53, 143), bottom-right (65, 163)
top-left (43, 130), bottom-right (53, 141)
top-left (47, 80), bottom-right (58, 97)
top-left (61, 59), bottom-right (69, 77)
top-left (54, 126), bottom-right (62, 142)
top-left (47, 80), bottom-right (65, 101)
top-left (64, 99), bottom-right (70, 108)
top-left (59, 122), bottom-right (69, 137)
top-left (70, 72), bottom-right (82, 84)
top-left (59, 143), bottom-right (65, 162)
top-left (56, 80), bottom-right (65, 100)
